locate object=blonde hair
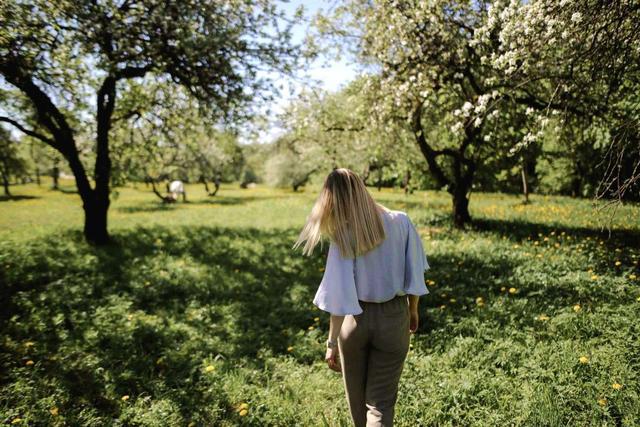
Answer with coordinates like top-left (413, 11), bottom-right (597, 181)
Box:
top-left (293, 168), bottom-right (387, 258)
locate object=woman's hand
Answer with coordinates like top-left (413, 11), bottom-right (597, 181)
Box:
top-left (409, 309), bottom-right (419, 334)
top-left (325, 347), bottom-right (341, 372)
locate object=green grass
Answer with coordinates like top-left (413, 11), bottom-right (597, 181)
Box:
top-left (1, 180), bottom-right (639, 426)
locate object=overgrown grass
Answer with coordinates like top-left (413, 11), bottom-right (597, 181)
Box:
top-left (1, 181), bottom-right (639, 426)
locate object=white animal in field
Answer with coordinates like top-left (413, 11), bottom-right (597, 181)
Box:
top-left (168, 180), bottom-right (187, 202)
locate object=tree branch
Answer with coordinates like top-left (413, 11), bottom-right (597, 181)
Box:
top-left (0, 116), bottom-right (57, 147)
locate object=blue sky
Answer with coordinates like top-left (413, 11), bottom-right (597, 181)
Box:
top-left (251, 0), bottom-right (359, 144)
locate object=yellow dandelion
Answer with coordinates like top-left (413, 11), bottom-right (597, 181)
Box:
top-left (636, 296), bottom-right (640, 302)
top-left (308, 325), bottom-right (315, 331)
top-left (239, 409), bottom-right (248, 416)
top-left (573, 304), bottom-right (581, 312)
top-left (615, 261), bottom-right (622, 266)
top-left (121, 395), bottom-right (130, 401)
top-left (591, 275), bottom-right (598, 280)
top-left (579, 356), bottom-right (589, 364)
top-left (630, 274), bottom-right (637, 280)
top-left (449, 298), bottom-right (456, 303)
top-left (509, 287), bottom-right (517, 294)
top-left (205, 365), bottom-right (215, 373)
top-left (237, 402), bottom-right (249, 411)
top-left (537, 314), bottom-right (550, 321)
top-left (287, 346), bottom-right (294, 352)
top-left (25, 360), bottom-right (34, 366)
top-left (598, 398), bottom-right (607, 406)
top-left (500, 287), bottom-right (506, 292)
top-left (612, 383), bottom-right (623, 390)
top-left (475, 297), bottom-right (484, 307)
top-left (11, 418), bottom-right (22, 425)
top-left (24, 341), bottom-right (35, 348)
top-left (439, 304), bottom-right (446, 310)
top-left (50, 407), bottom-right (59, 416)
top-left (313, 317), bottom-right (320, 322)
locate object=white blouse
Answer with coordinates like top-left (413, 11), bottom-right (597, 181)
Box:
top-left (312, 209), bottom-right (430, 315)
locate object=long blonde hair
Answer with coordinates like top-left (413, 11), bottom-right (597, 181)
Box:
top-left (293, 168), bottom-right (387, 258)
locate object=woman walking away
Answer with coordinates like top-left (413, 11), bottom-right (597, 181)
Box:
top-left (293, 168), bottom-right (431, 427)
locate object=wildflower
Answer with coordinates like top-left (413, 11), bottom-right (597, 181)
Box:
top-left (314, 317), bottom-right (320, 322)
top-left (612, 383), bottom-right (623, 390)
top-left (537, 314), bottom-right (550, 321)
top-left (476, 297), bottom-right (484, 306)
top-left (121, 395), bottom-right (130, 401)
top-left (11, 418), bottom-right (22, 424)
top-left (239, 409), bottom-right (248, 416)
top-left (25, 360), bottom-right (34, 366)
top-left (579, 356), bottom-right (589, 364)
top-left (287, 346), bottom-right (294, 352)
top-left (449, 298), bottom-right (456, 303)
top-left (238, 403), bottom-right (249, 410)
top-left (573, 304), bottom-right (581, 312)
top-left (615, 261), bottom-right (621, 266)
top-left (630, 274), bottom-right (637, 280)
top-left (439, 305), bottom-right (446, 310)
top-left (205, 365), bottom-right (215, 373)
top-left (24, 341), bottom-right (35, 348)
top-left (591, 275), bottom-right (598, 280)
top-left (308, 325), bottom-right (315, 331)
top-left (50, 407), bottom-right (59, 416)
top-left (598, 398), bottom-right (607, 406)
top-left (509, 287), bottom-right (517, 294)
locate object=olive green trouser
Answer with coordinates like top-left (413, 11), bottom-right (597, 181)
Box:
top-left (338, 294), bottom-right (410, 427)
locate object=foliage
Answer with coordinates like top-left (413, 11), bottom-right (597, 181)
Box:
top-left (1, 183), bottom-right (640, 425)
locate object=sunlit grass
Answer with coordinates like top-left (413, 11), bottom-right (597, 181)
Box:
top-left (1, 180), bottom-right (639, 425)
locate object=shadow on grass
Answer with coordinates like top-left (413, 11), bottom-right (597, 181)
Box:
top-left (471, 217), bottom-right (640, 249)
top-left (0, 221), bottom-right (629, 423)
top-left (0, 194), bottom-right (39, 202)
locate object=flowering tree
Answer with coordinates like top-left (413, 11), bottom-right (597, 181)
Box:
top-left (320, 0), bottom-right (640, 225)
top-left (0, 0), bottom-right (299, 244)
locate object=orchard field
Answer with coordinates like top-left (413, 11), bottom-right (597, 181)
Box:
top-left (1, 182), bottom-right (639, 426)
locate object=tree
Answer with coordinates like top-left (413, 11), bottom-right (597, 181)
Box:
top-left (319, 0), bottom-right (640, 226)
top-left (0, 127), bottom-right (28, 196)
top-left (0, 0), bottom-right (299, 244)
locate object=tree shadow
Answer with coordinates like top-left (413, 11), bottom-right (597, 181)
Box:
top-left (471, 217), bottom-right (640, 249)
top-left (0, 194), bottom-right (39, 202)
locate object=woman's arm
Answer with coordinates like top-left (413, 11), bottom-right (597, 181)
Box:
top-left (408, 294), bottom-right (419, 313)
top-left (329, 314), bottom-right (345, 342)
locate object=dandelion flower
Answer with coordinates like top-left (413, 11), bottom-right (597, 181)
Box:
top-left (500, 287), bottom-right (506, 292)
top-left (205, 365), bottom-right (215, 373)
top-left (591, 275), bottom-right (598, 280)
top-left (50, 407), bottom-right (59, 416)
top-left (287, 346), bottom-right (294, 352)
top-left (598, 398), bottom-right (607, 406)
top-left (239, 409), bottom-right (248, 416)
top-left (579, 356), bottom-right (589, 364)
top-left (537, 314), bottom-right (550, 321)
top-left (612, 383), bottom-right (623, 390)
top-left (25, 360), bottom-right (34, 366)
top-left (630, 274), bottom-right (637, 280)
top-left (509, 287), bottom-right (517, 294)
top-left (573, 304), bottom-right (581, 312)
top-left (11, 418), bottom-right (22, 424)
top-left (238, 403), bottom-right (249, 410)
top-left (313, 317), bottom-right (320, 322)
top-left (308, 325), bottom-right (315, 331)
top-left (475, 297), bottom-right (484, 307)
top-left (121, 395), bottom-right (130, 401)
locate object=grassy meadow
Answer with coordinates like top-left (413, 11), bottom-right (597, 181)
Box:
top-left (1, 180), bottom-right (639, 426)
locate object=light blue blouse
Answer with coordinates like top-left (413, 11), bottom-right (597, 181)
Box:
top-left (312, 209), bottom-right (430, 315)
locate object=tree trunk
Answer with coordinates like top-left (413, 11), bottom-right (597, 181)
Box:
top-left (452, 187), bottom-right (471, 228)
top-left (35, 167), bottom-right (41, 186)
top-left (82, 192), bottom-right (110, 244)
top-left (52, 164), bottom-right (59, 189)
top-left (521, 157), bottom-right (529, 204)
top-left (1, 169), bottom-right (10, 196)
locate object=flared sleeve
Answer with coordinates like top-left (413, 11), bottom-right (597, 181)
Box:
top-left (313, 241), bottom-right (363, 315)
top-left (403, 215), bottom-right (430, 296)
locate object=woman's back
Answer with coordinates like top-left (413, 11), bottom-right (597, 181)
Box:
top-left (313, 208), bottom-right (430, 316)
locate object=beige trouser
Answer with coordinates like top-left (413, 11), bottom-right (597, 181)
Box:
top-left (338, 294), bottom-right (410, 427)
